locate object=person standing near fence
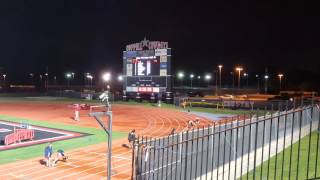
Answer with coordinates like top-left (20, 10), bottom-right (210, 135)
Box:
top-left (128, 129), bottom-right (136, 148)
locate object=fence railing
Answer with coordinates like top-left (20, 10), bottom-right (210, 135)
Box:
top-left (132, 104), bottom-right (320, 180)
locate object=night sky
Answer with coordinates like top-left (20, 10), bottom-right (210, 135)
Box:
top-left (1, 0), bottom-right (319, 88)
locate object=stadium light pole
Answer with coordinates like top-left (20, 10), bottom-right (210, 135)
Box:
top-left (29, 73), bottom-right (34, 85)
top-left (256, 74), bottom-right (260, 92)
top-left (102, 72), bottom-right (111, 91)
top-left (264, 75), bottom-right (269, 94)
top-left (190, 74), bottom-right (194, 88)
top-left (278, 74), bottom-right (283, 91)
top-left (86, 74), bottom-right (93, 89)
top-left (66, 73), bottom-right (72, 87)
top-left (236, 67), bottom-right (243, 89)
top-left (44, 73), bottom-right (49, 91)
top-left (178, 72), bottom-right (184, 87)
top-left (205, 74), bottom-right (211, 87)
top-left (218, 65), bottom-right (222, 88)
top-left (197, 75), bottom-right (201, 87)
top-left (54, 76), bottom-right (57, 85)
top-left (243, 73), bottom-right (248, 88)
top-left (230, 72), bottom-right (235, 94)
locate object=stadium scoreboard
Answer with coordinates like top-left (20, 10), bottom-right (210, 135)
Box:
top-left (123, 38), bottom-right (172, 95)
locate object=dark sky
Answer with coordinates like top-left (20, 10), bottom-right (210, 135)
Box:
top-left (0, 0), bottom-right (319, 84)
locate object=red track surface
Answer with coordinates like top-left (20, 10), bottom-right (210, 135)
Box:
top-left (0, 102), bottom-right (215, 179)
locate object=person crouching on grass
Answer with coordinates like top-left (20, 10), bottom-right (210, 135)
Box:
top-left (44, 142), bottom-right (53, 167)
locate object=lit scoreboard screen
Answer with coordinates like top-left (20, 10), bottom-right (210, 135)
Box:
top-left (123, 45), bottom-right (171, 94)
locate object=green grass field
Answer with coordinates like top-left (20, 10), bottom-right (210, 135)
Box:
top-left (242, 132), bottom-right (320, 180)
top-left (0, 114), bottom-right (126, 164)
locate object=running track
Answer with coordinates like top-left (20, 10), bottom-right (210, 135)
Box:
top-left (0, 102), bottom-right (216, 180)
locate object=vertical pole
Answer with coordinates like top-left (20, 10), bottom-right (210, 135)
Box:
top-left (274, 111), bottom-right (280, 180)
top-left (131, 137), bottom-right (136, 180)
top-left (179, 132), bottom-right (185, 180)
top-left (165, 135), bottom-right (170, 180)
top-left (189, 128), bottom-right (195, 180)
top-left (217, 123), bottom-right (222, 180)
top-left (222, 128), bottom-right (226, 180)
top-left (267, 105), bottom-right (274, 180)
top-left (148, 137), bottom-right (153, 180)
top-left (314, 106), bottom-right (320, 178)
top-left (306, 107), bottom-right (313, 179)
top-left (144, 136), bottom-right (148, 180)
top-left (161, 136), bottom-right (165, 179)
top-left (260, 107), bottom-right (267, 179)
top-left (246, 113), bottom-right (252, 180)
top-left (296, 110), bottom-right (303, 180)
top-left (240, 115), bottom-right (246, 180)
top-left (288, 104), bottom-right (296, 179)
top-left (184, 131), bottom-right (189, 180)
top-left (108, 112), bottom-right (112, 180)
top-left (204, 125), bottom-right (210, 180)
top-left (174, 133), bottom-right (179, 180)
top-left (253, 109), bottom-right (259, 180)
top-left (157, 138), bottom-right (161, 180)
top-left (200, 126), bottom-right (205, 180)
top-left (234, 117), bottom-right (239, 179)
top-left (195, 127), bottom-right (200, 178)
top-left (211, 123), bottom-right (217, 180)
top-left (228, 117), bottom-right (234, 180)
top-left (280, 109), bottom-right (288, 180)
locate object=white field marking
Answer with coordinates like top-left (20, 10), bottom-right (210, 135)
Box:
top-left (139, 112), bottom-right (161, 136)
top-left (53, 155), bottom-right (134, 180)
top-left (21, 150), bottom-right (129, 177)
top-left (10, 151), bottom-right (102, 176)
top-left (6, 149), bottom-right (130, 178)
top-left (0, 161), bottom-right (36, 173)
top-left (0, 150), bottom-right (97, 175)
top-left (0, 145), bottom-right (131, 176)
top-left (78, 163), bottom-right (131, 180)
top-left (33, 157), bottom-right (110, 180)
top-left (16, 148), bottom-right (130, 177)
top-left (30, 149), bottom-right (132, 180)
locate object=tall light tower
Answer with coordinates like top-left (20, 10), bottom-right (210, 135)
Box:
top-left (190, 74), bottom-right (194, 88)
top-left (86, 74), bottom-right (93, 89)
top-left (218, 65), bottom-right (222, 88)
top-left (236, 67), bottom-right (243, 89)
top-left (178, 72), bottom-right (184, 87)
top-left (197, 75), bottom-right (201, 87)
top-left (255, 74), bottom-right (260, 92)
top-left (205, 74), bottom-right (211, 87)
top-left (264, 75), bottom-right (269, 94)
top-left (243, 73), bottom-right (248, 88)
top-left (102, 72), bottom-right (111, 90)
top-left (278, 73), bottom-right (284, 91)
top-left (264, 68), bottom-right (269, 94)
top-left (65, 73), bottom-right (71, 87)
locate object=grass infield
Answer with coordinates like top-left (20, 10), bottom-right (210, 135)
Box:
top-left (242, 132), bottom-right (320, 180)
top-left (0, 114), bottom-right (126, 164)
